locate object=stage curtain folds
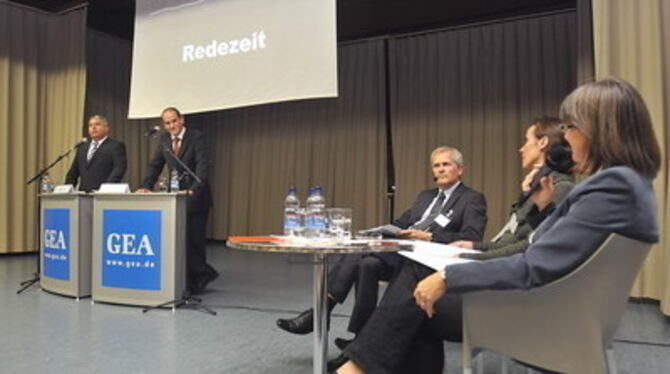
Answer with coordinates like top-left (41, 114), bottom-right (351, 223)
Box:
top-left (0, 3), bottom-right (86, 253)
top-left (390, 11), bottom-right (577, 236)
top-left (592, 0), bottom-right (670, 315)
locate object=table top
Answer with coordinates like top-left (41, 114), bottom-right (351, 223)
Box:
top-left (226, 236), bottom-right (413, 254)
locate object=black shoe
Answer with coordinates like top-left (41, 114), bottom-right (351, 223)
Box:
top-left (276, 309), bottom-right (314, 335)
top-left (327, 353), bottom-right (348, 373)
top-left (190, 269), bottom-right (219, 295)
top-left (334, 337), bottom-right (353, 351)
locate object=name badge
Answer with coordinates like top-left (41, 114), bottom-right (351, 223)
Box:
top-left (435, 214), bottom-right (451, 228)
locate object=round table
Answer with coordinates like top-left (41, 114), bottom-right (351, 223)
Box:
top-left (226, 237), bottom-right (412, 374)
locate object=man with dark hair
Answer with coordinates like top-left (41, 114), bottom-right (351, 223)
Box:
top-left (66, 115), bottom-right (127, 192)
top-left (137, 107), bottom-right (218, 294)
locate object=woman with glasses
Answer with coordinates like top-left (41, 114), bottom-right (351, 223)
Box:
top-left (333, 78), bottom-right (662, 374)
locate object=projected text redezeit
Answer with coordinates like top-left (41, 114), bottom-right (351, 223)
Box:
top-left (182, 31), bottom-right (267, 62)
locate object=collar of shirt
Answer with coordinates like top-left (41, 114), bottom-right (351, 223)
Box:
top-left (440, 181), bottom-right (461, 201)
top-left (91, 136), bottom-right (108, 146)
top-left (172, 127), bottom-right (186, 141)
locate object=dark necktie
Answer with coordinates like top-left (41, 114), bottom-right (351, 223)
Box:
top-left (411, 192), bottom-right (446, 230)
top-left (172, 137), bottom-right (181, 155)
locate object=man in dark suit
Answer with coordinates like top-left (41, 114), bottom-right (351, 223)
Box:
top-left (65, 115), bottom-right (127, 192)
top-left (276, 146), bottom-right (487, 354)
top-left (137, 107), bottom-right (218, 295)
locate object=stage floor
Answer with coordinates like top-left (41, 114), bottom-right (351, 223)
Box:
top-left (1, 242), bottom-right (669, 373)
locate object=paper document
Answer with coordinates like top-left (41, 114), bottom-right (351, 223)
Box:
top-left (396, 240), bottom-right (480, 271)
top-left (358, 224), bottom-right (402, 237)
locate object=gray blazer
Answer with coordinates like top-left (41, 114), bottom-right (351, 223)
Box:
top-left (444, 166), bottom-right (658, 293)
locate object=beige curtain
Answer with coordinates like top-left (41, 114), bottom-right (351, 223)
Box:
top-left (0, 3), bottom-right (87, 253)
top-left (85, 30), bottom-right (156, 187)
top-left (592, 0), bottom-right (670, 315)
top-left (390, 11), bottom-right (578, 237)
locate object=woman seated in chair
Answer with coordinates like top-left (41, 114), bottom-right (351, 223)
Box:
top-left (333, 78), bottom-right (661, 374)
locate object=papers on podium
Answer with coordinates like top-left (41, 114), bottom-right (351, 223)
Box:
top-left (396, 240), bottom-right (480, 271)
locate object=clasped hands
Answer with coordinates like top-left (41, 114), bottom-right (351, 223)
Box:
top-left (397, 229), bottom-right (432, 241)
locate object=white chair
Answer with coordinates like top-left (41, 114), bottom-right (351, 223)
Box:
top-left (461, 234), bottom-right (652, 374)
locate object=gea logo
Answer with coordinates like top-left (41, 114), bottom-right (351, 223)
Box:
top-left (44, 229), bottom-right (66, 249)
top-left (106, 233), bottom-right (155, 256)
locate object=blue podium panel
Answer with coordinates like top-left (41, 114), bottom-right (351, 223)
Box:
top-left (43, 208), bottom-right (71, 281)
top-left (40, 193), bottom-right (93, 298)
top-left (92, 193), bottom-right (186, 307)
top-left (101, 209), bottom-right (161, 291)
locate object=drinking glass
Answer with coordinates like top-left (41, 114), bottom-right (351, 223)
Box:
top-left (327, 208), bottom-right (352, 241)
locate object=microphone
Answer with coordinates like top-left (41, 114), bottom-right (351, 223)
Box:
top-left (144, 126), bottom-right (161, 137)
top-left (73, 138), bottom-right (88, 148)
top-left (518, 143), bottom-right (575, 204)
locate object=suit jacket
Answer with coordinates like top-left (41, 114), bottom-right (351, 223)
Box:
top-left (445, 166), bottom-right (659, 293)
top-left (141, 127), bottom-right (212, 208)
top-left (393, 183), bottom-right (487, 244)
top-left (65, 137), bottom-right (127, 192)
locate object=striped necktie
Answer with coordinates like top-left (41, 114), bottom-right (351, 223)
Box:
top-left (87, 141), bottom-right (99, 161)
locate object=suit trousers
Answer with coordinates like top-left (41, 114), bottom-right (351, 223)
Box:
top-left (327, 252), bottom-right (401, 334)
top-left (186, 199), bottom-right (212, 283)
top-left (344, 259), bottom-right (463, 374)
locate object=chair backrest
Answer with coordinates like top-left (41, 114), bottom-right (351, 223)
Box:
top-left (462, 234), bottom-right (652, 373)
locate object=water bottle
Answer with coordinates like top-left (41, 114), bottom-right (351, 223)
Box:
top-left (283, 188), bottom-right (301, 236)
top-left (40, 173), bottom-right (54, 193)
top-left (170, 169), bottom-right (180, 192)
top-left (305, 186), bottom-right (327, 238)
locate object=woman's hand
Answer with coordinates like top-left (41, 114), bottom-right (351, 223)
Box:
top-left (413, 272), bottom-right (447, 317)
top-left (521, 164), bottom-right (542, 192)
top-left (449, 240), bottom-right (473, 249)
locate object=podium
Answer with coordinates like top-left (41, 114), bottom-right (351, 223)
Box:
top-left (40, 193), bottom-right (93, 298)
top-left (91, 193), bottom-right (187, 306)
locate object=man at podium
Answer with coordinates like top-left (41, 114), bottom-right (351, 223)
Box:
top-left (65, 114), bottom-right (127, 192)
top-left (137, 107), bottom-right (219, 295)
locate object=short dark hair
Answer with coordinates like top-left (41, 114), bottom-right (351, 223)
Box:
top-left (530, 115), bottom-right (566, 149)
top-left (161, 107), bottom-right (182, 119)
top-left (559, 78), bottom-right (661, 178)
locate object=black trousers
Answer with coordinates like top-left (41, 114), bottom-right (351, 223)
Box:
top-left (186, 200), bottom-right (215, 283)
top-left (344, 259), bottom-right (463, 374)
top-left (327, 252), bottom-right (401, 334)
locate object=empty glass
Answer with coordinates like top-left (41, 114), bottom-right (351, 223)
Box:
top-left (327, 208), bottom-right (352, 241)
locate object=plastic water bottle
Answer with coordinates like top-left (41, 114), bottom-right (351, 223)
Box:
top-left (170, 169), bottom-right (180, 192)
top-left (305, 187), bottom-right (327, 238)
top-left (40, 173), bottom-right (54, 193)
top-left (283, 188), bottom-right (301, 236)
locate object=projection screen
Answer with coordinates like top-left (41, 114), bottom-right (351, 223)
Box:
top-left (128, 0), bottom-right (337, 118)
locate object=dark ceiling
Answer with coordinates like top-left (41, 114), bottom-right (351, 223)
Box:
top-left (8, 0), bottom-right (576, 42)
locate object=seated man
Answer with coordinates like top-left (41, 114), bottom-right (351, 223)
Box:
top-left (276, 146), bottom-right (487, 348)
top-left (452, 116), bottom-right (575, 260)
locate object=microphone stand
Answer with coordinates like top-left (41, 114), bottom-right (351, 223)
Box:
top-left (142, 134), bottom-right (215, 316)
top-left (18, 142), bottom-right (82, 294)
top-left (151, 135), bottom-right (201, 190)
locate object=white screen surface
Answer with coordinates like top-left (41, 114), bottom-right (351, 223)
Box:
top-left (129, 0), bottom-right (337, 118)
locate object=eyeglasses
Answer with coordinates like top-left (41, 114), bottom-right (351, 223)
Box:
top-left (560, 123), bottom-right (579, 132)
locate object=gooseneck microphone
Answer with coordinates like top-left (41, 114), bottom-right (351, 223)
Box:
top-left (143, 126), bottom-right (161, 137)
top-left (518, 143), bottom-right (575, 205)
